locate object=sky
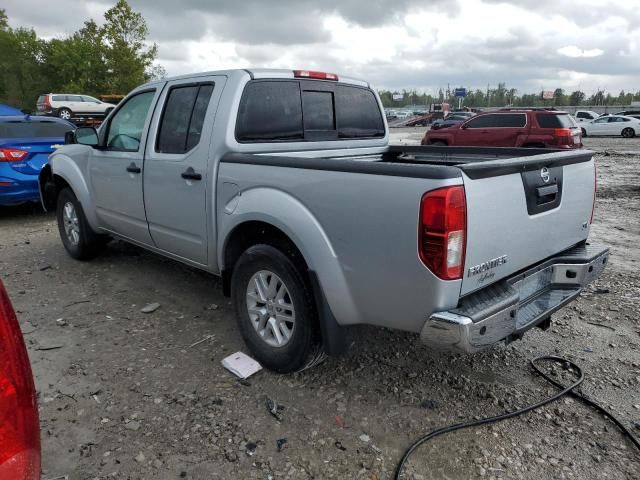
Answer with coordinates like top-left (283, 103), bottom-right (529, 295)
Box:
top-left (4, 0), bottom-right (640, 95)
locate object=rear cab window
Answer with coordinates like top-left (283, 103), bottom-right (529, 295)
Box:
top-left (536, 114), bottom-right (576, 128)
top-left (235, 79), bottom-right (384, 143)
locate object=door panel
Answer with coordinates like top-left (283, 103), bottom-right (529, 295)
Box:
top-left (143, 76), bottom-right (226, 266)
top-left (90, 88), bottom-right (161, 243)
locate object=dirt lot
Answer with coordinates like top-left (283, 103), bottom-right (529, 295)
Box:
top-left (1, 133), bottom-right (639, 480)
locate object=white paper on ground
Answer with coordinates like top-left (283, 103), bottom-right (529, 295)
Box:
top-left (221, 351), bottom-right (262, 379)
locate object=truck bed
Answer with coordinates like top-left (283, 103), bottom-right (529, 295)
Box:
top-left (220, 145), bottom-right (595, 329)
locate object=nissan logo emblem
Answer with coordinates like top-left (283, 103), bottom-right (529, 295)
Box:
top-left (540, 167), bottom-right (550, 183)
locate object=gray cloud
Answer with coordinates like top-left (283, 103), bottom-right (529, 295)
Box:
top-left (3, 0), bottom-right (639, 93)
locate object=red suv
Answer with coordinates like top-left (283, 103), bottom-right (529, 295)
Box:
top-left (421, 109), bottom-right (582, 149)
top-left (0, 281), bottom-right (40, 479)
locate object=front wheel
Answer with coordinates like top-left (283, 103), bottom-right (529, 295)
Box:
top-left (622, 127), bottom-right (635, 138)
top-left (56, 188), bottom-right (107, 260)
top-left (231, 244), bottom-right (324, 373)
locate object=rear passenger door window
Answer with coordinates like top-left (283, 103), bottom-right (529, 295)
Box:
top-left (464, 114), bottom-right (526, 128)
top-left (156, 84), bottom-right (215, 154)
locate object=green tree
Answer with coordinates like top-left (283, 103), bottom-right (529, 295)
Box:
top-left (45, 20), bottom-right (109, 95)
top-left (0, 24), bottom-right (48, 109)
top-left (102, 0), bottom-right (158, 93)
top-left (0, 9), bottom-right (8, 31)
top-left (569, 90), bottom-right (585, 105)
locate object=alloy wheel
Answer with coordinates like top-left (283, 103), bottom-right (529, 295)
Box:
top-left (246, 270), bottom-right (296, 347)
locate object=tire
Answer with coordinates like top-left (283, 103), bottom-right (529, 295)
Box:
top-left (58, 108), bottom-right (72, 120)
top-left (430, 140), bottom-right (447, 146)
top-left (581, 128), bottom-right (587, 137)
top-left (56, 188), bottom-right (106, 260)
top-left (622, 127), bottom-right (635, 138)
top-left (231, 244), bottom-right (323, 373)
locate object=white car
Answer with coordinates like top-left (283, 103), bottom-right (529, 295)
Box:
top-left (580, 115), bottom-right (640, 138)
top-left (572, 110), bottom-right (600, 123)
top-left (36, 94), bottom-right (116, 120)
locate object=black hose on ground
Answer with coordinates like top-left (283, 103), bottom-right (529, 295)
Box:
top-left (394, 355), bottom-right (640, 479)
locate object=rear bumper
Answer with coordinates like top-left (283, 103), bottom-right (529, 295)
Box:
top-left (420, 243), bottom-right (609, 353)
top-left (0, 175), bottom-right (40, 206)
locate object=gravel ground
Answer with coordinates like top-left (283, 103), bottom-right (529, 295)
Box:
top-left (0, 134), bottom-right (638, 480)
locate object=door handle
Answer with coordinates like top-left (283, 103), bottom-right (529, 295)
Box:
top-left (181, 167), bottom-right (202, 181)
top-left (126, 162), bottom-right (141, 174)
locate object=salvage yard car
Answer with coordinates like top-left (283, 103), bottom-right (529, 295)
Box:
top-left (36, 93), bottom-right (116, 121)
top-left (0, 114), bottom-right (74, 206)
top-left (580, 115), bottom-right (640, 138)
top-left (422, 109), bottom-right (583, 148)
top-left (39, 69), bottom-right (608, 373)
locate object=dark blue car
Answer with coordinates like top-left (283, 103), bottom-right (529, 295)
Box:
top-left (0, 115), bottom-right (74, 206)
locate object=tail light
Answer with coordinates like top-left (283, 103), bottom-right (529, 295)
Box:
top-left (419, 186), bottom-right (467, 280)
top-left (0, 281), bottom-right (41, 480)
top-left (44, 96), bottom-right (52, 111)
top-left (590, 159), bottom-right (597, 224)
top-left (293, 70), bottom-right (338, 81)
top-left (553, 128), bottom-right (572, 137)
top-left (0, 149), bottom-right (29, 162)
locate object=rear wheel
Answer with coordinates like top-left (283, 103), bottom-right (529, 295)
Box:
top-left (231, 244), bottom-right (324, 373)
top-left (581, 128), bottom-right (587, 137)
top-left (430, 140), bottom-right (447, 146)
top-left (622, 127), bottom-right (635, 138)
top-left (56, 188), bottom-right (107, 260)
top-left (58, 108), bottom-right (72, 120)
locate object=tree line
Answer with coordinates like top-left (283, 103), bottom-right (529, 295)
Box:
top-left (0, 0), bottom-right (164, 109)
top-left (379, 83), bottom-right (640, 109)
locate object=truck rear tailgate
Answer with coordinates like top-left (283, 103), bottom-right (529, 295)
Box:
top-left (459, 150), bottom-right (596, 296)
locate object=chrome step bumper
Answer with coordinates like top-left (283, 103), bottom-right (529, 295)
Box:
top-left (420, 243), bottom-right (609, 353)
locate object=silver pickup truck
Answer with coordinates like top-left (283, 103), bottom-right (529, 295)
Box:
top-left (39, 69), bottom-right (608, 373)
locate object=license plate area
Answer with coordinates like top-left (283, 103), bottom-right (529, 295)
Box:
top-left (512, 266), bottom-right (553, 303)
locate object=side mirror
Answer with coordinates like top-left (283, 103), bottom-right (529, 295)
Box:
top-left (72, 127), bottom-right (99, 147)
top-left (461, 124), bottom-right (469, 129)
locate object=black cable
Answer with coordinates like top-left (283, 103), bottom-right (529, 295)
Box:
top-left (394, 355), bottom-right (640, 479)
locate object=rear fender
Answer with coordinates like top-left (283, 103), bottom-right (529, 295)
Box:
top-left (219, 187), bottom-right (359, 327)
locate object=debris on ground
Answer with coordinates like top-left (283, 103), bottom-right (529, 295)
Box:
top-left (140, 302), bottom-right (161, 313)
top-left (222, 351), bottom-right (262, 379)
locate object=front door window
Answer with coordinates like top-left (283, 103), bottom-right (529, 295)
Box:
top-left (106, 91), bottom-right (155, 151)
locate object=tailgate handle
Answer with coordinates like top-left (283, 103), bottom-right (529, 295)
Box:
top-left (537, 184), bottom-right (558, 198)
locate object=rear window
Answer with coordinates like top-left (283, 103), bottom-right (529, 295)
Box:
top-left (156, 83), bottom-right (215, 154)
top-left (0, 121), bottom-right (72, 138)
top-left (537, 114), bottom-right (576, 128)
top-left (464, 113), bottom-right (526, 128)
top-left (235, 80), bottom-right (384, 142)
top-left (37, 96), bottom-right (45, 104)
top-left (335, 85), bottom-right (385, 138)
